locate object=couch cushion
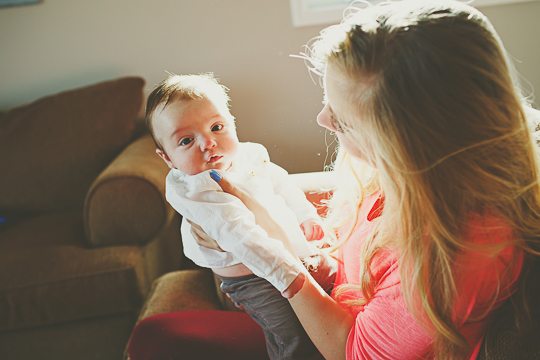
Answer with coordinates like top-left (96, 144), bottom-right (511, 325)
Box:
top-left (0, 77), bottom-right (144, 213)
top-left (137, 270), bottom-right (221, 321)
top-left (0, 212), bottom-right (148, 331)
top-left (0, 312), bottom-right (135, 360)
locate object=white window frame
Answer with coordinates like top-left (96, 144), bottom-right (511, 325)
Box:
top-left (290, 0), bottom-right (538, 27)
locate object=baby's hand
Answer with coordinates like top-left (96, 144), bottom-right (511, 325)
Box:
top-left (300, 218), bottom-right (324, 241)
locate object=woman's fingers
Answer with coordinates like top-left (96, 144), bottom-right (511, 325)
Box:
top-left (188, 220), bottom-right (224, 252)
top-left (210, 170), bottom-right (258, 211)
top-left (210, 170), bottom-right (238, 196)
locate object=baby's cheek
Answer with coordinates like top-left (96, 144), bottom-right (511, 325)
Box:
top-left (178, 155), bottom-right (205, 175)
top-left (228, 138), bottom-right (240, 157)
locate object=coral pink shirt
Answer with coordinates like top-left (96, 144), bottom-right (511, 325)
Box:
top-left (332, 193), bottom-right (523, 359)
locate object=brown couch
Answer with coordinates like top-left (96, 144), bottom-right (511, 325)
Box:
top-left (0, 77), bottom-right (186, 360)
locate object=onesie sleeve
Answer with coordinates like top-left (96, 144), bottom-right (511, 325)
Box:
top-left (166, 176), bottom-right (306, 293)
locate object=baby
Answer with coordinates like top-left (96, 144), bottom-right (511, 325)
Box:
top-left (145, 73), bottom-right (331, 360)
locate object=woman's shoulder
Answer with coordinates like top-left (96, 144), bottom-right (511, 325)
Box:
top-left (453, 211), bottom-right (523, 322)
top-left (457, 211), bottom-right (521, 279)
top-left (465, 211), bottom-right (514, 242)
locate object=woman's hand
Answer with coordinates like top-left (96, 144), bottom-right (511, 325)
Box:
top-left (209, 170), bottom-right (296, 254)
top-left (210, 170), bottom-right (305, 298)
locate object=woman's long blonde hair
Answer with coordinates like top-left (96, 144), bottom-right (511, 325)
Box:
top-left (308, 0), bottom-right (540, 358)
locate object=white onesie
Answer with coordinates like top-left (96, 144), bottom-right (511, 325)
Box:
top-left (165, 142), bottom-right (318, 292)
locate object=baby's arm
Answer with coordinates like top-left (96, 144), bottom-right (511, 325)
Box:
top-left (267, 162), bottom-right (325, 240)
top-left (167, 181), bottom-right (306, 293)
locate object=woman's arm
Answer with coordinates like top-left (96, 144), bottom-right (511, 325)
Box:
top-left (287, 273), bottom-right (354, 360)
top-left (210, 170), bottom-right (354, 360)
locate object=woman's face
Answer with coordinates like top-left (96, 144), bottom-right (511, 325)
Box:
top-left (317, 65), bottom-right (372, 164)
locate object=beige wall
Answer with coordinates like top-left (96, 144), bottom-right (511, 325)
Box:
top-left (1, 0), bottom-right (539, 173)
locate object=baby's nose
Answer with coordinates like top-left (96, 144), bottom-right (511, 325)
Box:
top-left (199, 136), bottom-right (217, 151)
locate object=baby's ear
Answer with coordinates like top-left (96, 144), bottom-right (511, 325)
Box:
top-left (155, 148), bottom-right (174, 169)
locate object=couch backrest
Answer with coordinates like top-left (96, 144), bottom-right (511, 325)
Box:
top-left (0, 77), bottom-right (145, 214)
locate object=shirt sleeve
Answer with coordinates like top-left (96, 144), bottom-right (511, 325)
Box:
top-left (267, 162), bottom-right (319, 224)
top-left (344, 254), bottom-right (432, 359)
top-left (346, 297), bottom-right (432, 360)
top-left (166, 179), bottom-right (306, 293)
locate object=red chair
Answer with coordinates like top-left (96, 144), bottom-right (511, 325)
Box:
top-left (127, 310), bottom-right (268, 360)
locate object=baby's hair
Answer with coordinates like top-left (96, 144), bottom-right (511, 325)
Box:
top-left (145, 73), bottom-right (233, 149)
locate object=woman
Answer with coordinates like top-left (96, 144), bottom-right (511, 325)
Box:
top-left (206, 1), bottom-right (540, 359)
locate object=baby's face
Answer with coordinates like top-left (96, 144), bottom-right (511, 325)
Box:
top-left (154, 97), bottom-right (239, 175)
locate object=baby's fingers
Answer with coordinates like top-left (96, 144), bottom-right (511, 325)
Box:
top-left (314, 224), bottom-right (324, 240)
top-left (301, 223), bottom-right (314, 240)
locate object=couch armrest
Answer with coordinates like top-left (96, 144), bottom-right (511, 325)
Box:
top-left (290, 171), bottom-right (336, 217)
top-left (137, 270), bottom-right (222, 321)
top-left (84, 135), bottom-right (174, 247)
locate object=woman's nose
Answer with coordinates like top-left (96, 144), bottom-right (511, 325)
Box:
top-left (316, 105), bottom-right (333, 131)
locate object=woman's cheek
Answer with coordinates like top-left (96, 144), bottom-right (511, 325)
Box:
top-left (339, 134), bottom-right (364, 161)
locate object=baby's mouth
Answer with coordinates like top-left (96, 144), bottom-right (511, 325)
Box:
top-left (208, 155), bottom-right (222, 163)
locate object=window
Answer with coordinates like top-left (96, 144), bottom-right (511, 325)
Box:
top-left (0, 0), bottom-right (40, 7)
top-left (290, 0), bottom-right (538, 27)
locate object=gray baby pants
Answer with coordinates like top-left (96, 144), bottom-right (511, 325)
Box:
top-left (218, 274), bottom-right (324, 360)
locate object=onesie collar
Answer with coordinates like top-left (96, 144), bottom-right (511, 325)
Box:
top-left (170, 168), bottom-right (222, 196)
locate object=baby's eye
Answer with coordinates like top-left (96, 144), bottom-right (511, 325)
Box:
top-left (211, 124), bottom-right (224, 132)
top-left (178, 137), bottom-right (193, 146)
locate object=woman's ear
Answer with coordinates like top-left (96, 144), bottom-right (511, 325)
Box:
top-left (156, 148), bottom-right (174, 169)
